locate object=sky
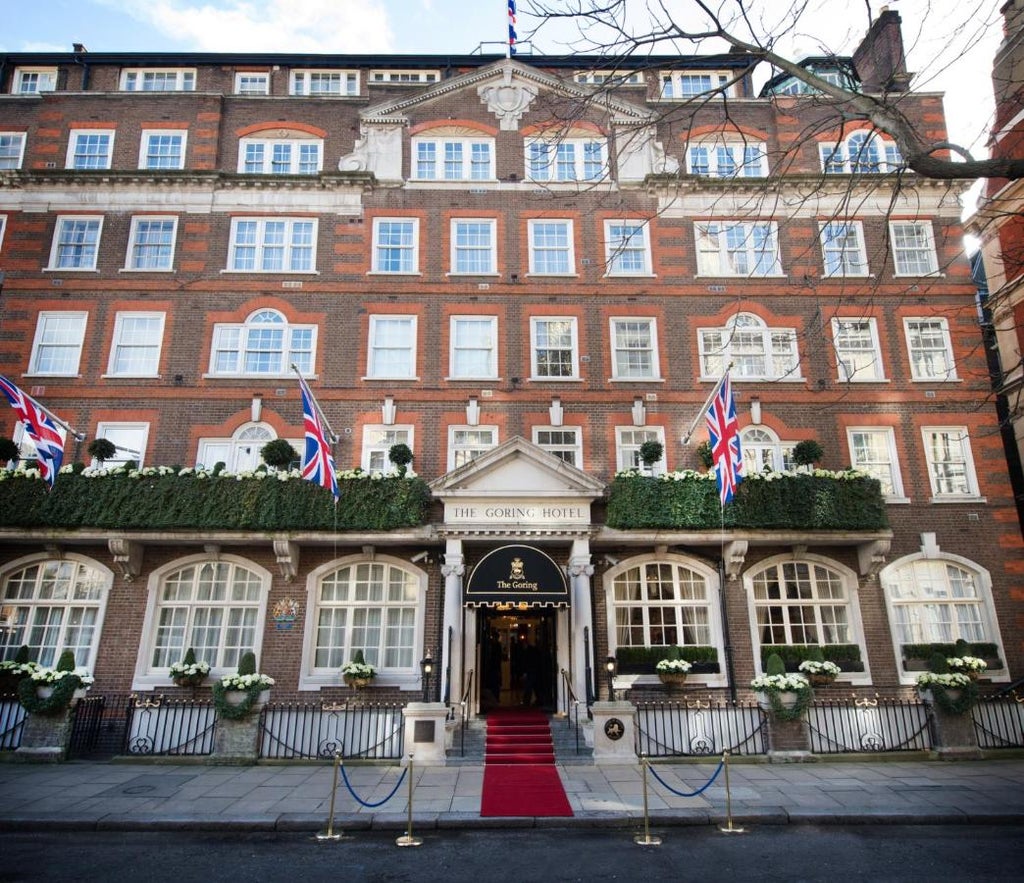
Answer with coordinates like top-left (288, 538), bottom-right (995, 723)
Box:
top-left (0, 0), bottom-right (1006, 173)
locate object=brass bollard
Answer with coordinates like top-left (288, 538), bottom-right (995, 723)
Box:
top-left (718, 750), bottom-right (746, 834)
top-left (395, 753), bottom-right (423, 847)
top-left (633, 754), bottom-right (663, 846)
top-left (315, 751), bottom-right (346, 842)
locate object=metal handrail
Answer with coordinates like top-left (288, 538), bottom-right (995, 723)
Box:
top-left (458, 669), bottom-right (474, 757)
top-left (560, 669), bottom-right (583, 754)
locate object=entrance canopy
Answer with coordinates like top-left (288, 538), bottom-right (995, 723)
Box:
top-left (465, 544), bottom-right (570, 608)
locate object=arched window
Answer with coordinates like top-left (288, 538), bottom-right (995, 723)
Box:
top-left (747, 556), bottom-right (867, 677)
top-left (307, 559), bottom-right (424, 682)
top-left (741, 427), bottom-right (795, 474)
top-left (209, 308), bottom-right (315, 376)
top-left (142, 557), bottom-right (268, 675)
top-left (196, 422), bottom-right (281, 473)
top-left (0, 556), bottom-right (111, 670)
top-left (820, 131), bottom-right (902, 174)
top-left (698, 313), bottom-right (800, 380)
top-left (608, 559), bottom-right (715, 648)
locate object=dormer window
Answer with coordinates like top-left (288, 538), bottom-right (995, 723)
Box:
top-left (12, 67), bottom-right (57, 94)
top-left (660, 71), bottom-right (736, 99)
top-left (121, 69), bottom-right (196, 92)
top-left (290, 70), bottom-right (359, 97)
top-left (768, 65), bottom-right (858, 96)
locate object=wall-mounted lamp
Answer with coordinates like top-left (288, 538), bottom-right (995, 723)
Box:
top-left (549, 396), bottom-right (563, 427)
top-left (631, 397), bottom-right (646, 427)
top-left (382, 396), bottom-right (396, 426)
top-left (251, 394), bottom-right (263, 423)
top-left (605, 656), bottom-right (617, 702)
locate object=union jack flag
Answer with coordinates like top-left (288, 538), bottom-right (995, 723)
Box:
top-left (0, 374), bottom-right (66, 489)
top-left (705, 372), bottom-right (743, 505)
top-left (298, 375), bottom-right (338, 500)
top-left (508, 0), bottom-right (517, 55)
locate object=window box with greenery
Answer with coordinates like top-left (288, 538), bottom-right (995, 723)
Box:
top-left (900, 641), bottom-right (1001, 673)
top-left (606, 467), bottom-right (887, 531)
top-left (0, 462), bottom-right (431, 532)
top-left (341, 650), bottom-right (377, 689)
top-left (760, 643), bottom-right (863, 674)
top-left (212, 651), bottom-right (274, 719)
top-left (169, 647), bottom-right (211, 688)
top-left (615, 645), bottom-right (719, 675)
top-left (655, 647), bottom-right (692, 688)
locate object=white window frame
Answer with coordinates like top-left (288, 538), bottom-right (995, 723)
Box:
top-left (532, 426), bottom-right (583, 467)
top-left (208, 309), bottom-right (316, 377)
top-left (695, 221), bottom-right (783, 277)
top-left (832, 317), bottom-right (885, 382)
top-left (196, 423), bottom-right (295, 473)
top-left (604, 220), bottom-right (653, 277)
top-left (846, 427), bottom-right (906, 500)
top-left (301, 555), bottom-right (428, 692)
top-left (125, 215), bottom-right (177, 271)
top-left (0, 132), bottom-right (27, 169)
top-left (741, 427), bottom-right (795, 475)
top-left (890, 221), bottom-right (939, 276)
top-left (660, 70), bottom-right (736, 99)
top-left (449, 315), bottom-right (498, 380)
top-left (133, 554), bottom-right (270, 691)
top-left (12, 68), bottom-right (57, 94)
top-left (371, 218), bottom-right (420, 274)
top-left (93, 422), bottom-right (149, 468)
top-left (574, 70), bottom-right (644, 86)
top-left (820, 221), bottom-right (869, 277)
top-left (120, 68), bottom-right (196, 92)
top-left (449, 219), bottom-right (497, 276)
top-left (106, 311), bottom-right (165, 378)
top-left (610, 317), bottom-right (661, 380)
top-left (530, 316), bottom-right (580, 380)
top-left (819, 132), bottom-right (902, 174)
top-left (238, 136), bottom-right (323, 175)
top-left (904, 317), bottom-right (957, 381)
top-left (369, 69), bottom-right (439, 85)
top-left (922, 427), bottom-right (981, 500)
top-left (698, 313), bottom-right (801, 381)
top-left (366, 315), bottom-right (418, 380)
top-left (447, 425), bottom-right (498, 470)
top-left (0, 215), bottom-right (6, 253)
top-left (360, 426), bottom-right (414, 473)
top-left (227, 217), bottom-right (317, 273)
top-left (289, 69), bottom-right (359, 96)
top-left (139, 129), bottom-right (186, 170)
top-left (686, 140), bottom-right (767, 177)
top-left (28, 311), bottom-right (87, 376)
top-left (234, 72), bottom-right (270, 95)
top-left (0, 554), bottom-right (111, 673)
top-left (412, 136), bottom-right (495, 182)
top-left (525, 137), bottom-right (608, 183)
top-left (47, 215), bottom-right (103, 271)
top-left (528, 219), bottom-right (575, 276)
top-left (745, 554), bottom-right (869, 683)
top-left (66, 129), bottom-right (114, 170)
top-left (615, 426), bottom-right (667, 475)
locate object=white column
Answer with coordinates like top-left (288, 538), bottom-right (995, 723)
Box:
top-left (440, 539), bottom-right (464, 709)
top-left (568, 538), bottom-right (594, 708)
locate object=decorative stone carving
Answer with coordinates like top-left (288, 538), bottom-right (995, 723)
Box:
top-left (441, 559), bottom-right (465, 578)
top-left (723, 540), bottom-right (748, 580)
top-left (478, 68), bottom-right (538, 130)
top-left (338, 125), bottom-right (403, 180)
top-left (273, 539), bottom-right (300, 583)
top-left (568, 558), bottom-right (594, 578)
top-left (857, 539), bottom-right (891, 577)
top-left (108, 538), bottom-right (143, 582)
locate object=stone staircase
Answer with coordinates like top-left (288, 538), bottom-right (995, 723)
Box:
top-left (447, 712), bottom-right (593, 765)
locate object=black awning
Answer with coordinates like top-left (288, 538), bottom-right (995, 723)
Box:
top-left (464, 544), bottom-right (569, 607)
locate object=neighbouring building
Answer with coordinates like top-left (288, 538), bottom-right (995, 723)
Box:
top-left (0, 9), bottom-right (1019, 717)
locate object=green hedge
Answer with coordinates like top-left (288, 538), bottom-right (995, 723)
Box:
top-left (901, 642), bottom-right (1001, 662)
top-left (605, 472), bottom-right (888, 531)
top-left (0, 471), bottom-right (431, 532)
top-left (615, 645), bottom-right (718, 665)
top-left (760, 643), bottom-right (863, 671)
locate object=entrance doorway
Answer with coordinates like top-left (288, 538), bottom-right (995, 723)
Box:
top-left (478, 609), bottom-right (557, 712)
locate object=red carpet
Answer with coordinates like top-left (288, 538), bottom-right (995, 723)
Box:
top-left (480, 709), bottom-right (573, 817)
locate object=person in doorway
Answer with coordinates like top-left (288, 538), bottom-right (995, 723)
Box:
top-left (520, 638), bottom-right (540, 706)
top-left (485, 630), bottom-right (503, 705)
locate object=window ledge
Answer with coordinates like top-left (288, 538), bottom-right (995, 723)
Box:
top-left (119, 267), bottom-right (175, 274)
top-left (527, 377), bottom-right (583, 383)
top-left (929, 495), bottom-right (986, 504)
top-left (836, 377), bottom-right (889, 384)
top-left (23, 372), bottom-right (82, 379)
top-left (42, 267), bottom-right (99, 273)
top-left (202, 372), bottom-right (318, 380)
top-left (911, 377), bottom-right (960, 383)
top-left (693, 273), bottom-right (786, 280)
top-left (525, 273), bottom-right (580, 279)
top-left (445, 273), bottom-right (501, 278)
top-left (220, 269), bottom-right (320, 275)
top-left (101, 373), bottom-right (161, 380)
top-left (702, 375), bottom-right (804, 383)
top-left (884, 496), bottom-right (912, 505)
top-left (361, 376), bottom-right (421, 382)
top-left (608, 377), bottom-right (665, 384)
top-left (603, 273), bottom-right (657, 279)
top-left (367, 271), bottom-right (423, 277)
top-left (894, 272), bottom-right (945, 279)
top-left (444, 376), bottom-right (501, 382)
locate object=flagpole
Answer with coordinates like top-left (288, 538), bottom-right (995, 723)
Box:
top-left (681, 363), bottom-right (733, 444)
top-left (291, 364), bottom-right (339, 443)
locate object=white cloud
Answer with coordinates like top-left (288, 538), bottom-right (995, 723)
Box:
top-left (96, 0), bottom-right (395, 53)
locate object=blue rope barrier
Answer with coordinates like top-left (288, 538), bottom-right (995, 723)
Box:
top-left (339, 762), bottom-right (408, 808)
top-left (647, 758), bottom-right (724, 797)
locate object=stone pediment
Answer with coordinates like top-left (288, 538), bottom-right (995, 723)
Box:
top-left (429, 436), bottom-right (606, 499)
top-left (359, 58), bottom-right (654, 128)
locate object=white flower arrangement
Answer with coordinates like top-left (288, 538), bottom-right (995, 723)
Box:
top-left (169, 659), bottom-right (211, 679)
top-left (798, 660), bottom-right (842, 677)
top-left (750, 672), bottom-right (811, 693)
top-left (341, 661), bottom-right (377, 679)
top-left (30, 666), bottom-right (94, 686)
top-left (916, 671), bottom-right (972, 689)
top-left (220, 672), bottom-right (275, 691)
top-left (0, 659), bottom-right (39, 676)
top-left (946, 656), bottom-right (987, 673)
top-left (655, 658), bottom-right (693, 674)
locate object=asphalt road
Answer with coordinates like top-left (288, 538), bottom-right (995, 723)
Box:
top-left (1, 826), bottom-right (1022, 882)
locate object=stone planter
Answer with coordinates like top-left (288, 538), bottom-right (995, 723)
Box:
top-left (757, 690), bottom-right (801, 711)
top-left (808, 673), bottom-right (836, 687)
top-left (344, 676), bottom-right (374, 690)
top-left (173, 675), bottom-right (208, 688)
top-left (223, 688), bottom-right (270, 707)
top-left (658, 672), bottom-right (688, 689)
top-left (36, 685), bottom-right (88, 702)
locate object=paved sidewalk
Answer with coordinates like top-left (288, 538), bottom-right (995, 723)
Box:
top-left (1, 756), bottom-right (1023, 832)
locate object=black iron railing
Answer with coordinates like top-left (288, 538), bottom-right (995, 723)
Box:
top-left (635, 700), bottom-right (768, 757)
top-left (259, 701), bottom-right (405, 760)
top-left (807, 697), bottom-right (932, 754)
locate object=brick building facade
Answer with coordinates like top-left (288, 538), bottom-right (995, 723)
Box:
top-left (0, 10), bottom-right (1020, 713)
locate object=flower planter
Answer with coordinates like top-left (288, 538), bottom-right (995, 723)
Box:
top-left (808, 673), bottom-right (836, 687)
top-left (36, 685), bottom-right (88, 701)
top-left (757, 690), bottom-right (801, 711)
top-left (658, 672), bottom-right (688, 689)
top-left (344, 676), bottom-right (373, 690)
top-left (173, 675), bottom-right (207, 688)
top-left (223, 688), bottom-right (270, 706)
